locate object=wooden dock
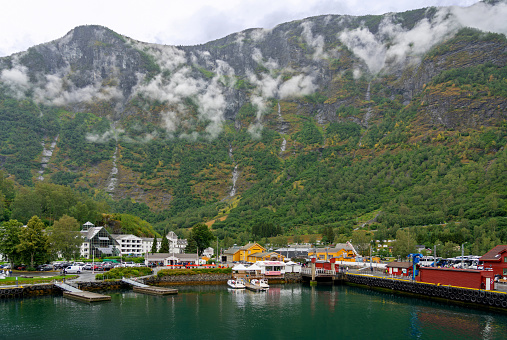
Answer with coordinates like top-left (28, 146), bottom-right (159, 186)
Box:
top-left (63, 290), bottom-right (111, 303)
top-left (122, 278), bottom-right (178, 296)
top-left (244, 282), bottom-right (266, 292)
top-left (54, 281), bottom-right (111, 303)
top-left (133, 286), bottom-right (178, 295)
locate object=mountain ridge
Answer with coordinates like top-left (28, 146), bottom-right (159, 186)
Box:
top-left (0, 2), bottom-right (506, 251)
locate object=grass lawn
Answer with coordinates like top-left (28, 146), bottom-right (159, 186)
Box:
top-left (0, 275), bottom-right (77, 286)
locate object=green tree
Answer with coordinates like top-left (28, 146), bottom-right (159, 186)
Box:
top-left (321, 226), bottom-right (335, 245)
top-left (392, 228), bottom-right (417, 258)
top-left (49, 215), bottom-right (82, 261)
top-left (17, 216), bottom-right (49, 268)
top-left (351, 230), bottom-right (373, 256)
top-left (151, 236), bottom-right (158, 253)
top-left (159, 235), bottom-right (169, 253)
top-left (187, 223), bottom-right (215, 256)
top-left (0, 219), bottom-right (23, 267)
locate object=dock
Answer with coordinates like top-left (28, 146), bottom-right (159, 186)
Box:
top-left (54, 282), bottom-right (111, 303)
top-left (122, 278), bottom-right (178, 296)
top-left (244, 281), bottom-right (266, 292)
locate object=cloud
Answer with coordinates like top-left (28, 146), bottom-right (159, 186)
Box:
top-left (301, 21), bottom-right (328, 60)
top-left (337, 2), bottom-right (506, 74)
top-left (0, 63), bottom-right (30, 99)
top-left (86, 127), bottom-right (124, 143)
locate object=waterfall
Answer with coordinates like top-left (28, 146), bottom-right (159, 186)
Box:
top-left (281, 138), bottom-right (287, 152)
top-left (106, 146), bottom-right (119, 194)
top-left (228, 143), bottom-right (239, 197)
top-left (37, 135), bottom-right (59, 181)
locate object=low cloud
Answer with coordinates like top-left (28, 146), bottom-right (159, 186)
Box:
top-left (301, 21), bottom-right (327, 60)
top-left (0, 63), bottom-right (30, 99)
top-left (338, 2), bottom-right (507, 74)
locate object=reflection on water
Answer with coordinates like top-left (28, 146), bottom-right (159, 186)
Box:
top-left (1, 285), bottom-right (506, 339)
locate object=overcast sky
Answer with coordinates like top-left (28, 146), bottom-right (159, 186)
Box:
top-left (0, 0), bottom-right (480, 57)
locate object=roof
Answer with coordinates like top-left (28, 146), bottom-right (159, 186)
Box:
top-left (240, 242), bottom-right (264, 251)
top-left (249, 251), bottom-right (284, 258)
top-left (166, 231), bottom-right (178, 240)
top-left (386, 262), bottom-right (413, 269)
top-left (224, 246), bottom-right (241, 255)
top-left (480, 245), bottom-right (507, 261)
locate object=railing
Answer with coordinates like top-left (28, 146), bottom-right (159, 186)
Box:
top-left (301, 268), bottom-right (337, 276)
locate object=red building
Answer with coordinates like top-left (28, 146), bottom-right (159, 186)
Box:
top-left (418, 267), bottom-right (495, 290)
top-left (479, 245), bottom-right (507, 277)
top-left (386, 262), bottom-right (413, 277)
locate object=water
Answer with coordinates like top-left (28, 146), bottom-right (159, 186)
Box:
top-left (1, 285), bottom-right (506, 339)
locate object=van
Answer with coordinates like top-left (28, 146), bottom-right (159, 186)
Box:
top-left (65, 265), bottom-right (83, 274)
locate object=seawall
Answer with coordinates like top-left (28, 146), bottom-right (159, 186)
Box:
top-left (346, 273), bottom-right (507, 312)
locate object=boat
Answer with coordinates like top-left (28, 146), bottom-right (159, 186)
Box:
top-left (227, 279), bottom-right (245, 289)
top-left (251, 278), bottom-right (269, 289)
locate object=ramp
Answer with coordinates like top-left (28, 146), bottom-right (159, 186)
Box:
top-left (54, 281), bottom-right (111, 302)
top-left (121, 278), bottom-right (177, 295)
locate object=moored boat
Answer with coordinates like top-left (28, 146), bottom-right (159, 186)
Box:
top-left (227, 279), bottom-right (245, 289)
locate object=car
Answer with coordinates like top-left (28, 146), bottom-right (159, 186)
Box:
top-left (83, 264), bottom-right (93, 270)
top-left (64, 265), bottom-right (83, 274)
top-left (16, 265), bottom-right (26, 270)
top-left (38, 264), bottom-right (53, 271)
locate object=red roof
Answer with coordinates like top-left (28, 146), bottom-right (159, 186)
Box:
top-left (479, 245), bottom-right (507, 261)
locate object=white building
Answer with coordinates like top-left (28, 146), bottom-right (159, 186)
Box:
top-left (202, 247), bottom-right (214, 258)
top-left (112, 231), bottom-right (188, 257)
top-left (80, 222), bottom-right (120, 258)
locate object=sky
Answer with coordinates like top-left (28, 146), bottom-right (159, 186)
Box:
top-left (0, 0), bottom-right (481, 57)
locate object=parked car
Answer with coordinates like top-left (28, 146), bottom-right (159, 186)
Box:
top-left (16, 265), bottom-right (26, 270)
top-left (64, 265), bottom-right (83, 274)
top-left (83, 264), bottom-right (93, 270)
top-left (37, 264), bottom-right (53, 271)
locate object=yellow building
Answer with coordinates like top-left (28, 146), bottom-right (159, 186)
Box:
top-left (223, 243), bottom-right (266, 262)
top-left (247, 251), bottom-right (285, 263)
top-left (308, 243), bottom-right (357, 262)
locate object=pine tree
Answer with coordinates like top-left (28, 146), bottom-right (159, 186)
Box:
top-left (151, 237), bottom-right (158, 253)
top-left (159, 235), bottom-right (169, 253)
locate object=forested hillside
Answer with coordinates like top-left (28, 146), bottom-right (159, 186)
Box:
top-left (0, 1), bottom-right (506, 255)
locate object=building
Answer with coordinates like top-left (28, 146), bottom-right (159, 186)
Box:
top-left (246, 251), bottom-right (285, 262)
top-left (223, 243), bottom-right (266, 262)
top-left (274, 247), bottom-right (310, 259)
top-left (202, 247), bottom-right (214, 258)
top-left (145, 253), bottom-right (199, 267)
top-left (418, 267), bottom-right (495, 290)
top-left (80, 222), bottom-right (120, 259)
top-left (479, 245), bottom-right (507, 277)
top-left (386, 262), bottom-right (413, 277)
top-left (308, 243), bottom-right (358, 261)
top-left (112, 234), bottom-right (144, 257)
top-left (112, 231), bottom-right (188, 257)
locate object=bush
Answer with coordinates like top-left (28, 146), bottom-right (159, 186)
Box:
top-left (157, 268), bottom-right (232, 278)
top-left (95, 266), bottom-right (152, 280)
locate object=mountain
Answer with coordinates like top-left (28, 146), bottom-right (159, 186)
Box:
top-left (0, 1), bottom-right (506, 252)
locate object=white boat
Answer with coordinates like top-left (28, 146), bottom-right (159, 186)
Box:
top-left (227, 279), bottom-right (245, 289)
top-left (250, 279), bottom-right (269, 289)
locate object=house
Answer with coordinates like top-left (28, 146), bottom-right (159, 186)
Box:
top-left (80, 222), bottom-right (120, 259)
top-left (255, 261), bottom-right (286, 277)
top-left (145, 253), bottom-right (199, 267)
top-left (202, 247), bottom-right (214, 258)
top-left (308, 243), bottom-right (357, 261)
top-left (479, 245), bottom-right (507, 277)
top-left (223, 243), bottom-right (266, 262)
top-left (386, 262), bottom-right (413, 277)
top-left (246, 251), bottom-right (285, 263)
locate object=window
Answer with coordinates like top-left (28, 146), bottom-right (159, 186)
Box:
top-left (504, 268), bottom-right (507, 275)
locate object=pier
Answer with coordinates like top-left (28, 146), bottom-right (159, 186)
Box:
top-left (121, 278), bottom-right (178, 295)
top-left (54, 282), bottom-right (111, 303)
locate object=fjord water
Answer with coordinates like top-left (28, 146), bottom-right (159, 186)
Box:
top-left (1, 285), bottom-right (506, 339)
